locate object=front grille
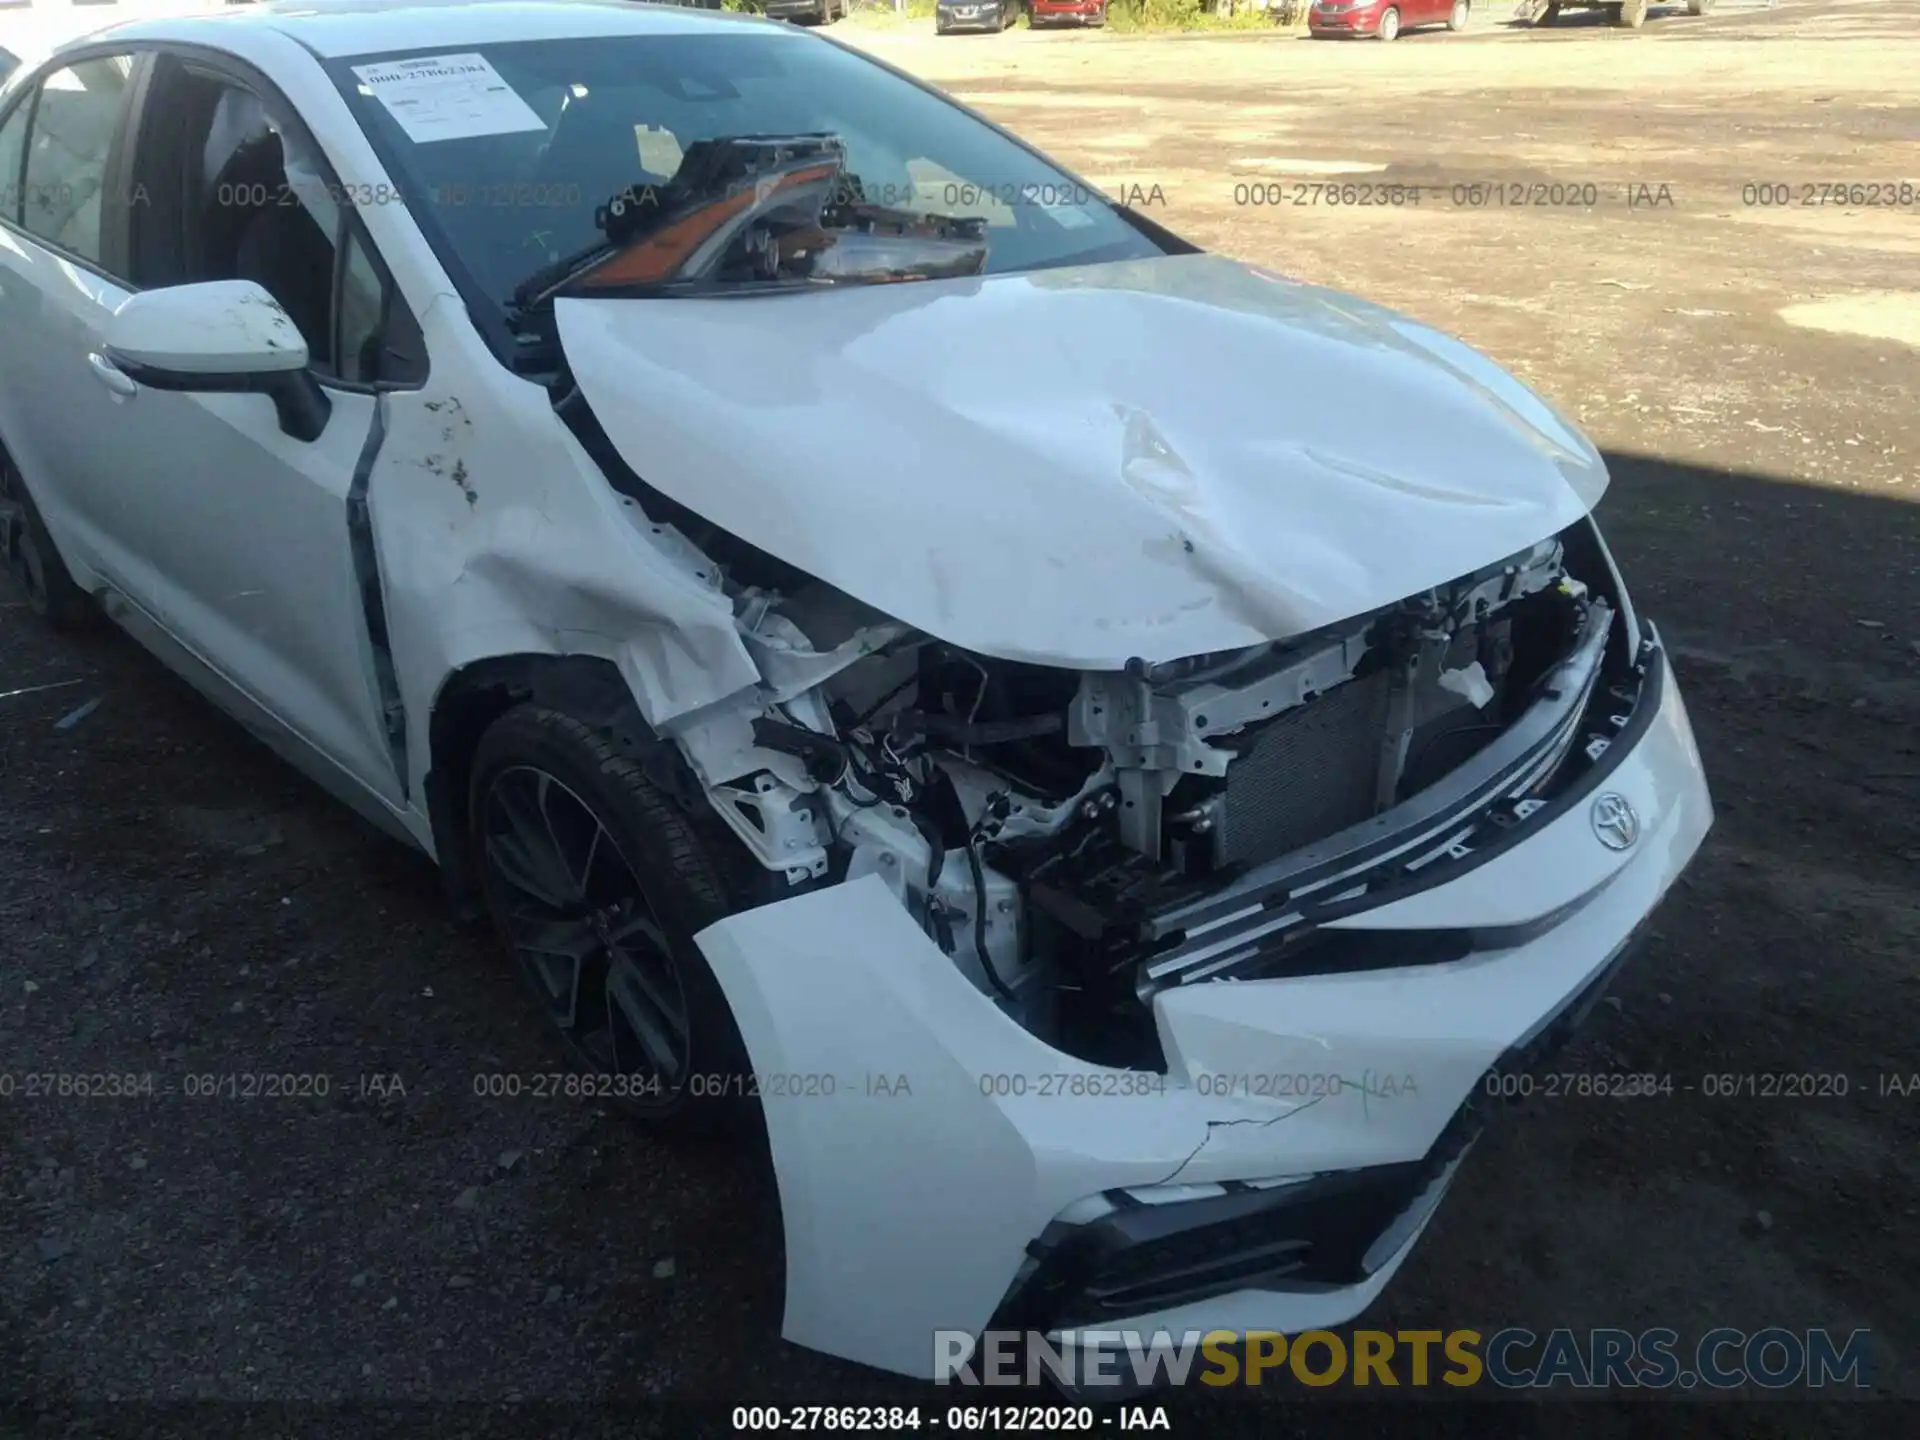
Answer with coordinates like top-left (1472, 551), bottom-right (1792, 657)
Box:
top-left (1136, 604), bottom-right (1631, 993)
top-left (1214, 668), bottom-right (1393, 865)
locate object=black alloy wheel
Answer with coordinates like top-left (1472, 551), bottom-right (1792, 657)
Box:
top-left (470, 705), bottom-right (756, 1133)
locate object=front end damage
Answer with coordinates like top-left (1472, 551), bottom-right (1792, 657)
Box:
top-left (505, 256), bottom-right (1712, 1383)
top-left (544, 364), bottom-right (1712, 1380)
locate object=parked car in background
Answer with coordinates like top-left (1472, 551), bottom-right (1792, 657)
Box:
top-left (1310, 0), bottom-right (1470, 39)
top-left (761, 0), bottom-right (848, 24)
top-left (936, 0), bottom-right (1024, 32)
top-left (1030, 0), bottom-right (1107, 27)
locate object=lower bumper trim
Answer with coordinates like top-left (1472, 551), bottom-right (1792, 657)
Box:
top-left (992, 923), bottom-right (1647, 1335)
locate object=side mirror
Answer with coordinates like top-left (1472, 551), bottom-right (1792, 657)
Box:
top-left (102, 280), bottom-right (332, 442)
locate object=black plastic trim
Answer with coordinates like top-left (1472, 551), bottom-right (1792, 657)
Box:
top-left (111, 357), bottom-right (333, 442)
top-left (345, 395), bottom-right (407, 797)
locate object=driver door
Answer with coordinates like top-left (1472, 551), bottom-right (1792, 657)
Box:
top-left (98, 51), bottom-right (427, 806)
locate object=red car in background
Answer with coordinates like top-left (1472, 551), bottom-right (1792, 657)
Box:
top-left (1031, 0), bottom-right (1109, 26)
top-left (1310, 0), bottom-right (1470, 39)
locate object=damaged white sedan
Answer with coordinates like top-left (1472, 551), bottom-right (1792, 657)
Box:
top-left (0, 0), bottom-right (1711, 1388)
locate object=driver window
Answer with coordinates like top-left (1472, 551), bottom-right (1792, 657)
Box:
top-left (127, 58), bottom-right (424, 386)
top-left (128, 65), bottom-right (339, 370)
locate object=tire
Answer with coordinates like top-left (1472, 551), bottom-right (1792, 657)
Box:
top-left (469, 704), bottom-right (760, 1137)
top-left (1615, 0), bottom-right (1646, 26)
top-left (1448, 0), bottom-right (1469, 30)
top-left (0, 447), bottom-right (93, 631)
top-left (1090, 2), bottom-right (1107, 25)
top-left (1377, 5), bottom-right (1399, 40)
top-left (1539, 1), bottom-right (1561, 22)
top-left (1687, 0), bottom-right (1714, 12)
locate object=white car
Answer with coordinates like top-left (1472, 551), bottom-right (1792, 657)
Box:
top-left (0, 0), bottom-right (1712, 1388)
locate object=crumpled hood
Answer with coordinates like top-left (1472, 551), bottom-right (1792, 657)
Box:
top-left (556, 252), bottom-right (1607, 669)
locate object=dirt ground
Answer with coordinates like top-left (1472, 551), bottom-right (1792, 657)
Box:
top-left (4, 1), bottom-right (1918, 1435)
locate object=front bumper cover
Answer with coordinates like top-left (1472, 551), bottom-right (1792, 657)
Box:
top-left (696, 632), bottom-right (1711, 1381)
top-left (1000, 923), bottom-right (1642, 1337)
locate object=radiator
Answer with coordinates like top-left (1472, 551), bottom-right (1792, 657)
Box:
top-left (1212, 667), bottom-right (1395, 866)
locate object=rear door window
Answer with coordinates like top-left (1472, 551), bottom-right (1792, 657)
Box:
top-left (0, 83), bottom-right (27, 223)
top-left (18, 54), bottom-right (136, 264)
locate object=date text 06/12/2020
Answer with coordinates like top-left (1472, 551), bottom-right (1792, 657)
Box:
top-left (728, 1405), bottom-right (1168, 1432)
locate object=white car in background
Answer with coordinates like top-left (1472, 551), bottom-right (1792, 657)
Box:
top-left (0, 0), bottom-right (1711, 1388)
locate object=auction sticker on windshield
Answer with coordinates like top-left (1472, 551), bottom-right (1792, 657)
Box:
top-left (351, 53), bottom-right (545, 144)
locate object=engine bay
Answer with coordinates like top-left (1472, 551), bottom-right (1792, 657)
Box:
top-left (559, 386), bottom-right (1624, 1070)
top-left (697, 538), bottom-right (1615, 1068)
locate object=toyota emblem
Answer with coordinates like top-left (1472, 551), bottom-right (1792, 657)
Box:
top-left (1591, 792), bottom-right (1639, 851)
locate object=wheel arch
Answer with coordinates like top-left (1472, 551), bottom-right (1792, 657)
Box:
top-left (424, 652), bottom-right (705, 914)
top-left (0, 417), bottom-right (95, 625)
top-left (0, 423), bottom-right (53, 546)
top-left (0, 425), bottom-right (26, 559)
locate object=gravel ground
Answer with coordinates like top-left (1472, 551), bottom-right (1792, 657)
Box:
top-left (4, 1), bottom-right (1918, 1436)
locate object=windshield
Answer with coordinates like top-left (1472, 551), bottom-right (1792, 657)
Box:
top-left (326, 34), bottom-right (1161, 312)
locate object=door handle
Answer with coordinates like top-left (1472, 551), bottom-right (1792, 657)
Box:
top-left (87, 352), bottom-right (139, 397)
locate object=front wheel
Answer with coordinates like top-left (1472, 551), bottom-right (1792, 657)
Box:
top-left (469, 704), bottom-right (758, 1136)
top-left (1448, 0), bottom-right (1469, 30)
top-left (1539, 0), bottom-right (1562, 22)
top-left (1377, 5), bottom-right (1400, 40)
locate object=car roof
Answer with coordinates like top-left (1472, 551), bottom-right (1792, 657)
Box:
top-left (80, 1), bottom-right (791, 62)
